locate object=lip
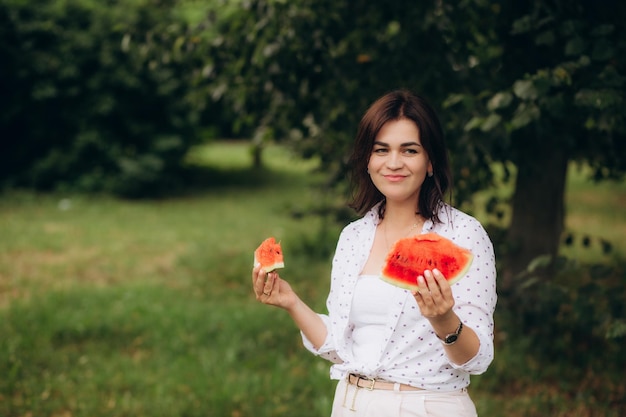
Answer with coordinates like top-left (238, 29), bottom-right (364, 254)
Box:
top-left (384, 175), bottom-right (407, 182)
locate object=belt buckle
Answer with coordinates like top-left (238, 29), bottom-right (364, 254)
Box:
top-left (362, 376), bottom-right (376, 391)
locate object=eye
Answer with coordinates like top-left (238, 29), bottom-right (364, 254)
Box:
top-left (403, 148), bottom-right (419, 154)
top-left (373, 147), bottom-right (388, 154)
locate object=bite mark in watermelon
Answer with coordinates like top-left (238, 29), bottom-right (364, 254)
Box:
top-left (380, 233), bottom-right (473, 291)
top-left (254, 237), bottom-right (285, 273)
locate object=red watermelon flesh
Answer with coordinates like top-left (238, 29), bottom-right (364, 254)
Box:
top-left (381, 233), bottom-right (473, 291)
top-left (254, 237), bottom-right (285, 273)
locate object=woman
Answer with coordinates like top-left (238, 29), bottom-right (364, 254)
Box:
top-left (252, 89), bottom-right (497, 417)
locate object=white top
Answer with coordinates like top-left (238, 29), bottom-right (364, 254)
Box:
top-left (301, 203), bottom-right (497, 391)
top-left (350, 275), bottom-right (398, 365)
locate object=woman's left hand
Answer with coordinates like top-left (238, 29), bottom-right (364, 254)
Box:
top-left (411, 269), bottom-right (455, 319)
top-left (413, 269), bottom-right (479, 363)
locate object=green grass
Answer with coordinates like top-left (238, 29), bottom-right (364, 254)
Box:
top-left (0, 141), bottom-right (624, 416)
top-left (0, 142), bottom-right (338, 417)
top-left (2, 286), bottom-right (333, 416)
top-left (562, 164), bottom-right (626, 262)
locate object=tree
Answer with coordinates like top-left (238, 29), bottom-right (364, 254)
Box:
top-left (441, 0), bottom-right (626, 286)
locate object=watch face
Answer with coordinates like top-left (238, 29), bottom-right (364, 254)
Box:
top-left (445, 334), bottom-right (458, 344)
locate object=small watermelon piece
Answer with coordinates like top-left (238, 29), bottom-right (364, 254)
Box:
top-left (381, 233), bottom-right (473, 291)
top-left (254, 237), bottom-right (285, 273)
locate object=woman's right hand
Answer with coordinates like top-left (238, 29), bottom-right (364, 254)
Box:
top-left (252, 265), bottom-right (328, 349)
top-left (252, 264), bottom-right (297, 310)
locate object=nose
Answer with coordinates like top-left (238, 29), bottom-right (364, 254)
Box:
top-left (386, 151), bottom-right (403, 169)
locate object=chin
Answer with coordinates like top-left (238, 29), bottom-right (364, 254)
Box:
top-left (383, 193), bottom-right (420, 204)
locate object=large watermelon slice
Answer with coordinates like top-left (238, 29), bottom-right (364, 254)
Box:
top-left (380, 233), bottom-right (473, 291)
top-left (254, 237), bottom-right (285, 273)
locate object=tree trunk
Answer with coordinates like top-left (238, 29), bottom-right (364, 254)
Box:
top-left (252, 143), bottom-right (263, 169)
top-left (502, 142), bottom-right (569, 291)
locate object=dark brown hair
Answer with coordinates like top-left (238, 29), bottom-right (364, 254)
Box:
top-left (348, 89), bottom-right (452, 222)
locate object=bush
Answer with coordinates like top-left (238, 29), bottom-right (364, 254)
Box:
top-left (498, 257), bottom-right (626, 404)
top-left (500, 255), bottom-right (626, 367)
top-left (0, 0), bottom-right (209, 197)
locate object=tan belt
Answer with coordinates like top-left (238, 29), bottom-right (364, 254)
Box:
top-left (347, 374), bottom-right (424, 391)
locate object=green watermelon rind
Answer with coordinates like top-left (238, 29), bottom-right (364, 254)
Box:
top-left (379, 234), bottom-right (474, 291)
top-left (253, 255), bottom-right (285, 273)
top-left (380, 273), bottom-right (422, 291)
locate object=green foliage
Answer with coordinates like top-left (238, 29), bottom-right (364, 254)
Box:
top-left (448, 0), bottom-right (626, 178)
top-left (503, 257), bottom-right (626, 364)
top-left (2, 0), bottom-right (625, 292)
top-left (0, 0), bottom-right (211, 197)
top-left (486, 257), bottom-right (626, 414)
top-left (198, 1), bottom-right (625, 280)
top-left (204, 0), bottom-right (458, 177)
top-left (436, 1), bottom-right (626, 279)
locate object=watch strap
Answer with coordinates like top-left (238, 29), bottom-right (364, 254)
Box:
top-left (437, 321), bottom-right (463, 345)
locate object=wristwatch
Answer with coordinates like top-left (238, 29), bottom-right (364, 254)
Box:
top-left (437, 321), bottom-right (463, 345)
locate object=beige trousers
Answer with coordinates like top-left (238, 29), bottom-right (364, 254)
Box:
top-left (330, 379), bottom-right (478, 417)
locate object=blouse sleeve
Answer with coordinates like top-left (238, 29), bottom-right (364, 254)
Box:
top-left (447, 215), bottom-right (497, 375)
top-left (300, 314), bottom-right (343, 364)
top-left (299, 225), bottom-right (357, 365)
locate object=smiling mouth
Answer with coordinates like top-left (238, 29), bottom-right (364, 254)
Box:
top-left (384, 175), bottom-right (406, 182)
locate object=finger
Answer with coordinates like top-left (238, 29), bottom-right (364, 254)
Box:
top-left (423, 270), bottom-right (442, 296)
top-left (416, 274), bottom-right (429, 292)
top-left (253, 266), bottom-right (268, 297)
top-left (414, 275), bottom-right (439, 317)
top-left (428, 269), bottom-right (457, 316)
top-left (263, 272), bottom-right (277, 296)
top-left (252, 264), bottom-right (264, 284)
top-left (415, 275), bottom-right (433, 303)
top-left (432, 268), bottom-right (452, 298)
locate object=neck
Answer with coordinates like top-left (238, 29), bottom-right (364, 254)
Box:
top-left (382, 200), bottom-right (422, 230)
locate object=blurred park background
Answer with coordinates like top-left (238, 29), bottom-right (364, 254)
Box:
top-left (1, 0), bottom-right (625, 416)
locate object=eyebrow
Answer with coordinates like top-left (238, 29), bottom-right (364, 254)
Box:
top-left (373, 141), bottom-right (422, 147)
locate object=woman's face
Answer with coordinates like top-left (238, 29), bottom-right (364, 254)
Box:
top-left (367, 118), bottom-right (432, 205)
